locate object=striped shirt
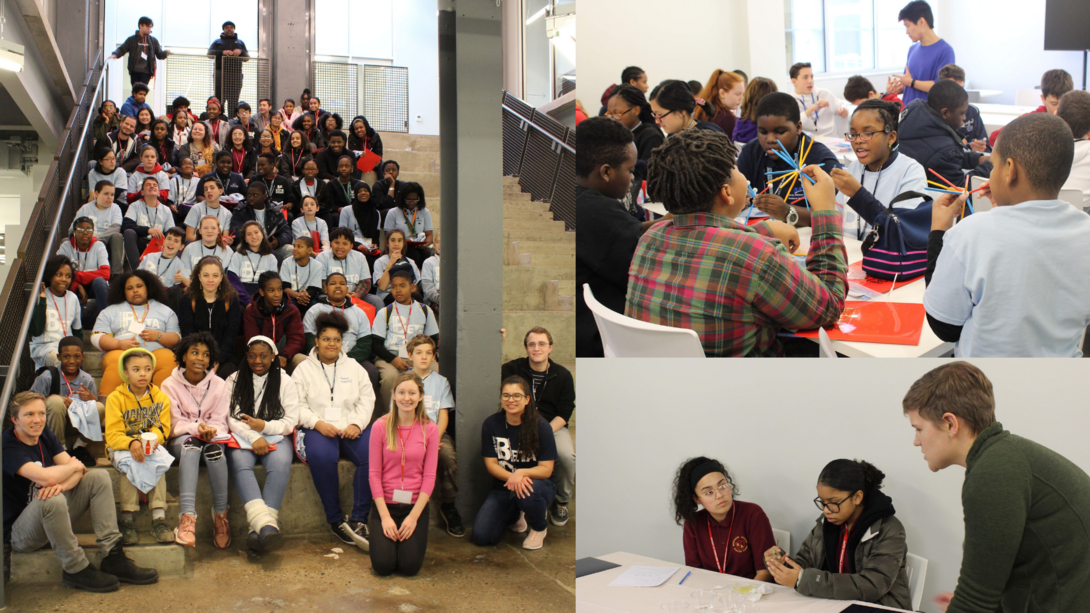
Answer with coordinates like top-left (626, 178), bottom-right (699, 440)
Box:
top-left (625, 210), bottom-right (848, 356)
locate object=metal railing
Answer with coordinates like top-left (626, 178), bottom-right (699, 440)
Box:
top-left (312, 61), bottom-right (410, 133)
top-left (501, 91), bottom-right (576, 230)
top-left (0, 56), bottom-right (105, 425)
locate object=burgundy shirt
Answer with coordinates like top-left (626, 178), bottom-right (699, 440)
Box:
top-left (682, 499), bottom-right (775, 578)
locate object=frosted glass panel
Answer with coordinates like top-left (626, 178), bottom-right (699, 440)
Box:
top-left (316, 0), bottom-right (393, 60)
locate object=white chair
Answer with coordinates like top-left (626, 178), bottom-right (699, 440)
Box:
top-left (969, 175), bottom-right (993, 212)
top-left (1015, 89), bottom-right (1041, 107)
top-left (771, 529), bottom-right (791, 556)
top-left (582, 284), bottom-right (706, 357)
top-left (905, 553), bottom-right (928, 612)
top-left (1059, 188), bottom-right (1086, 212)
top-left (817, 327), bottom-right (838, 358)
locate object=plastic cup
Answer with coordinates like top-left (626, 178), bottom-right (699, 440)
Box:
top-left (141, 432), bottom-right (157, 454)
top-left (661, 601), bottom-right (689, 612)
top-left (691, 590), bottom-right (717, 609)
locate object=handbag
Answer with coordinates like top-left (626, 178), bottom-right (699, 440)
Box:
top-left (860, 190), bottom-right (932, 281)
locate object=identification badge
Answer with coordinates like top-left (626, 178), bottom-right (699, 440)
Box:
top-left (397, 345), bottom-right (409, 359)
top-left (140, 51), bottom-right (148, 60)
top-left (127, 321), bottom-right (146, 337)
top-left (325, 406), bottom-right (341, 422)
top-left (392, 489), bottom-right (413, 504)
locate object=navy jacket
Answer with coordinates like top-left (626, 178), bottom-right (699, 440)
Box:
top-left (958, 104), bottom-right (991, 152)
top-left (196, 170), bottom-right (247, 200)
top-left (898, 99), bottom-right (984, 189)
top-left (208, 34), bottom-right (248, 73)
top-left (228, 203), bottom-right (293, 251)
top-left (736, 136), bottom-right (841, 201)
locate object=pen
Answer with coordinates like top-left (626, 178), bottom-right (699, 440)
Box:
top-left (679, 570), bottom-right (692, 585)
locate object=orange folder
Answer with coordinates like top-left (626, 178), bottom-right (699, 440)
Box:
top-left (795, 301), bottom-right (926, 346)
top-left (847, 261), bottom-right (920, 293)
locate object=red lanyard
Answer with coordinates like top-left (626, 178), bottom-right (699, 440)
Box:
top-left (232, 148), bottom-right (245, 173)
top-left (48, 291), bottom-right (68, 337)
top-left (59, 371), bottom-right (74, 397)
top-left (270, 312), bottom-right (277, 343)
top-left (291, 148), bottom-right (303, 172)
top-left (397, 422), bottom-right (416, 488)
top-left (706, 503), bottom-right (737, 574)
top-left (838, 523), bottom-right (852, 573)
top-left (394, 302), bottom-right (414, 347)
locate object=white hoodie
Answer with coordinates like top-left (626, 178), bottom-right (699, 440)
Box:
top-left (291, 348), bottom-right (376, 431)
top-left (225, 370), bottom-right (301, 444)
top-left (1062, 139), bottom-right (1090, 205)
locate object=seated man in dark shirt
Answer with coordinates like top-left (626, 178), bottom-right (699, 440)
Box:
top-left (3, 392), bottom-right (156, 591)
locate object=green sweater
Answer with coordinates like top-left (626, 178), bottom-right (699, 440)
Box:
top-left (949, 423), bottom-right (1090, 613)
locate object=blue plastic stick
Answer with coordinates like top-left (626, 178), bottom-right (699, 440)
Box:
top-left (925, 187), bottom-right (964, 195)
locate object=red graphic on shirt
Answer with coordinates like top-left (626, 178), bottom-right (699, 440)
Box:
top-left (732, 536), bottom-right (748, 553)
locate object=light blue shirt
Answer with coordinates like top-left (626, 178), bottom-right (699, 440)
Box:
top-left (183, 200), bottom-right (232, 231)
top-left (30, 291), bottom-right (82, 367)
top-left (338, 207), bottom-right (381, 247)
top-left (419, 370), bottom-right (453, 423)
top-left (181, 241), bottom-right (234, 275)
top-left (124, 202), bottom-right (173, 232)
top-left (373, 301), bottom-right (438, 356)
top-left (924, 199), bottom-right (1090, 356)
top-left (316, 250), bottom-right (371, 289)
top-left (57, 240), bottom-right (109, 275)
top-left (140, 252), bottom-right (186, 288)
top-left (291, 216), bottom-right (329, 250)
top-left (302, 303), bottom-right (373, 353)
top-left (383, 207), bottom-right (433, 242)
top-left (279, 257), bottom-right (326, 290)
top-left (73, 201), bottom-right (123, 238)
top-left (93, 300), bottom-right (180, 353)
top-left (229, 251), bottom-right (278, 284)
top-left (420, 255), bottom-right (440, 306)
top-left (371, 255), bottom-right (420, 302)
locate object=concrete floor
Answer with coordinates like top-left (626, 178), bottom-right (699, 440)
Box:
top-left (3, 497), bottom-right (575, 612)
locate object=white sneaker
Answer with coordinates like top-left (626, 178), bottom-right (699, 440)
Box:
top-left (509, 511), bottom-right (528, 533)
top-left (523, 528), bottom-right (547, 550)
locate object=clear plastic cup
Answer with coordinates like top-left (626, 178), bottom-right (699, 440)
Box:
top-left (691, 590), bottom-right (718, 609)
top-left (661, 601), bottom-right (690, 612)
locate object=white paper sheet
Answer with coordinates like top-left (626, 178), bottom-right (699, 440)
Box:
top-left (607, 566), bottom-right (681, 588)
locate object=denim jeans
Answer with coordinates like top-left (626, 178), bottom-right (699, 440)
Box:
top-left (301, 426), bottom-right (372, 524)
top-left (170, 436), bottom-right (229, 516)
top-left (226, 443), bottom-right (294, 510)
top-left (472, 479), bottom-right (556, 546)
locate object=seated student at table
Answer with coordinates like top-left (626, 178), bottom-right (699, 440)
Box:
top-left (92, 270), bottom-right (180, 395)
top-left (672, 457), bottom-right (773, 580)
top-left (736, 92), bottom-right (841, 228)
top-left (842, 75), bottom-right (903, 111)
top-left (732, 77), bottom-right (777, 144)
top-left (898, 80), bottom-right (990, 189)
top-left (987, 69), bottom-right (1075, 148)
top-left (649, 80), bottom-right (724, 136)
top-left (1058, 90), bottom-right (1090, 201)
top-left (924, 113), bottom-right (1090, 356)
top-left (763, 460), bottom-right (911, 609)
top-left (936, 64), bottom-right (989, 153)
top-left (473, 376), bottom-right (557, 550)
top-left (626, 129), bottom-right (847, 357)
top-left (829, 100), bottom-right (927, 240)
top-left (790, 62), bottom-right (848, 138)
top-left (694, 70), bottom-right (745, 138)
top-left (606, 84), bottom-right (664, 216)
top-left (176, 256), bottom-right (242, 377)
top-left (575, 117), bottom-right (662, 358)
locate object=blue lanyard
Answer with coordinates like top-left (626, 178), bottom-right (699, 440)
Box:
top-left (800, 93), bottom-right (818, 126)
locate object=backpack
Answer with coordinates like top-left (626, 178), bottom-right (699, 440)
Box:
top-left (860, 191), bottom-right (933, 282)
top-left (33, 366), bottom-right (62, 397)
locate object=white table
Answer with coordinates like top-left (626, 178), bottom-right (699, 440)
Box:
top-left (974, 103), bottom-right (1040, 134)
top-left (813, 136), bottom-right (854, 167)
top-left (577, 552), bottom-right (910, 613)
top-left (967, 89), bottom-right (1002, 99)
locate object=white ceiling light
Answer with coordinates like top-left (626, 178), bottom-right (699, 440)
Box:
top-left (0, 40), bottom-right (22, 73)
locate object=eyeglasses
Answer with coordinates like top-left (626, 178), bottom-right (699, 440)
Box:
top-left (74, 228), bottom-right (95, 234)
top-left (604, 107), bottom-right (637, 120)
top-left (318, 336), bottom-right (342, 344)
top-left (813, 495), bottom-right (855, 513)
top-left (652, 109), bottom-right (677, 124)
top-left (844, 128), bottom-right (891, 142)
top-left (501, 393), bottom-right (526, 401)
top-left (698, 483), bottom-right (731, 499)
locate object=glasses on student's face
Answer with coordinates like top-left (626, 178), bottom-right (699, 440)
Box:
top-left (652, 109), bottom-right (676, 124)
top-left (501, 393), bottom-right (526, 401)
top-left (318, 336), bottom-right (342, 344)
top-left (698, 483), bottom-right (731, 499)
top-left (604, 107), bottom-right (636, 120)
top-left (844, 128), bottom-right (890, 142)
top-left (814, 495), bottom-right (853, 513)
top-left (74, 228), bottom-right (94, 234)
top-left (404, 197), bottom-right (420, 205)
top-left (526, 342), bottom-right (551, 349)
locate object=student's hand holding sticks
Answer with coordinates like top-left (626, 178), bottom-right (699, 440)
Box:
top-left (765, 221), bottom-right (800, 253)
top-left (830, 168), bottom-right (862, 198)
top-left (800, 164), bottom-right (837, 211)
top-left (931, 191), bottom-right (967, 232)
top-left (970, 139), bottom-right (988, 153)
top-left (754, 193), bottom-right (789, 221)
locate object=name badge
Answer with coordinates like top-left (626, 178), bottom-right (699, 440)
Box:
top-left (397, 344), bottom-right (409, 359)
top-left (128, 321), bottom-right (146, 337)
top-left (325, 406), bottom-right (342, 422)
top-left (392, 489), bottom-right (413, 504)
top-left (140, 51), bottom-right (148, 60)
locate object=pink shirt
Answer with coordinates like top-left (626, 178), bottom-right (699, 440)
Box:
top-left (368, 417), bottom-right (438, 504)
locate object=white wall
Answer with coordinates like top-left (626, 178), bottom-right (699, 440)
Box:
top-left (392, 0), bottom-right (440, 136)
top-left (576, 358), bottom-right (1090, 613)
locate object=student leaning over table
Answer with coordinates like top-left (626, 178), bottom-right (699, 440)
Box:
top-left (624, 129), bottom-right (847, 357)
top-left (763, 459), bottom-right (911, 610)
top-left (901, 362), bottom-right (1090, 612)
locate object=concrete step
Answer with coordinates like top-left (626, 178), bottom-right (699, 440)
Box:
top-left (379, 132), bottom-right (441, 152)
top-left (528, 253), bottom-right (574, 267)
top-left (504, 264), bottom-right (575, 282)
top-left (398, 172), bottom-right (441, 197)
top-left (503, 176), bottom-right (521, 186)
top-left (508, 240), bottom-right (573, 255)
top-left (504, 219), bottom-right (567, 233)
top-left (502, 311), bottom-right (575, 363)
top-left (11, 542), bottom-right (186, 583)
top-left (503, 210), bottom-right (554, 221)
top-left (382, 150), bottom-right (439, 173)
top-left (505, 230), bottom-right (574, 244)
top-left (505, 201), bottom-right (552, 213)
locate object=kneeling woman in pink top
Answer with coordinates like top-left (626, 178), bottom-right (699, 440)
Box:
top-left (368, 371), bottom-right (439, 576)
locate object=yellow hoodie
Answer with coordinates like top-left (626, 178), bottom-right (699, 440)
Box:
top-left (105, 383), bottom-right (171, 452)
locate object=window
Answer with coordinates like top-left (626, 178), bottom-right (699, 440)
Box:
top-left (314, 0), bottom-right (393, 61)
top-left (785, 0), bottom-right (913, 75)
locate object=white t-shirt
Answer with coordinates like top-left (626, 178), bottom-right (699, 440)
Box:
top-left (302, 302), bottom-right (373, 354)
top-left (30, 291), bottom-right (82, 367)
top-left (141, 252), bottom-right (186, 288)
top-left (279, 257), bottom-right (326, 291)
top-left (57, 240), bottom-right (109, 275)
top-left (924, 199), bottom-right (1090, 356)
top-left (124, 202), bottom-right (173, 233)
top-left (371, 255), bottom-right (420, 302)
top-left (419, 370), bottom-right (454, 423)
top-left (795, 88), bottom-right (844, 138)
top-left (169, 175), bottom-right (202, 207)
top-left (383, 207), bottom-right (433, 242)
top-left (420, 255), bottom-right (440, 306)
top-left (229, 250), bottom-right (278, 285)
top-left (73, 202), bottom-right (123, 238)
top-left (291, 216), bottom-right (330, 251)
top-left (338, 207), bottom-right (381, 247)
top-left (316, 250), bottom-right (372, 289)
top-left (180, 241), bottom-right (234, 274)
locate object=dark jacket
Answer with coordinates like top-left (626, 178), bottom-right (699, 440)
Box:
top-left (252, 174), bottom-right (298, 212)
top-left (575, 185), bottom-right (645, 358)
top-left (317, 113), bottom-right (344, 143)
top-left (291, 114), bottom-right (326, 151)
top-left (347, 116), bottom-right (384, 157)
top-left (371, 178), bottom-right (406, 212)
top-left (792, 489), bottom-right (911, 610)
top-left (898, 99), bottom-right (985, 189)
top-left (319, 178), bottom-right (364, 214)
top-left (632, 122), bottom-right (665, 162)
top-left (733, 118), bottom-right (758, 144)
top-left (113, 31), bottom-right (167, 75)
top-left (228, 117), bottom-right (260, 141)
top-left (225, 146), bottom-right (257, 179)
top-left (146, 138), bottom-right (176, 169)
top-left (277, 147), bottom-right (313, 179)
top-left (314, 146), bottom-right (355, 181)
top-left (208, 33), bottom-right (248, 73)
top-left (958, 104), bottom-right (991, 152)
top-left (174, 142), bottom-right (219, 170)
top-left (176, 292), bottom-right (243, 366)
top-left (119, 95), bottom-right (153, 120)
top-left (196, 170), bottom-right (246, 201)
top-left (242, 299), bottom-right (305, 362)
top-left (500, 358), bottom-right (575, 426)
top-left (345, 200), bottom-right (382, 247)
top-left (106, 130), bottom-right (144, 173)
top-left (228, 203), bottom-right (293, 250)
top-left (93, 114), bottom-right (120, 145)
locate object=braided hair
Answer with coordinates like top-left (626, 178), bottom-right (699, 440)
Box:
top-left (610, 84), bottom-right (655, 125)
top-left (646, 129), bottom-right (737, 215)
top-left (230, 337), bottom-right (285, 421)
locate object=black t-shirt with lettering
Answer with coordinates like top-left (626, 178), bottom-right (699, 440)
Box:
top-left (3, 427), bottom-right (63, 543)
top-left (480, 413), bottom-right (558, 490)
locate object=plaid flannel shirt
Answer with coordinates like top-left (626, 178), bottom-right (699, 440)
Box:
top-left (625, 210), bottom-right (848, 356)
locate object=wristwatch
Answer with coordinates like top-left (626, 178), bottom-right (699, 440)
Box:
top-left (785, 206), bottom-right (799, 226)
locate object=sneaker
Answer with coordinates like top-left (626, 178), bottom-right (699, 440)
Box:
top-left (509, 511), bottom-right (528, 533)
top-left (151, 518), bottom-right (174, 543)
top-left (259, 524), bottom-right (284, 553)
top-left (246, 531), bottom-right (263, 554)
top-left (119, 519), bottom-right (138, 545)
top-left (440, 503), bottom-right (466, 538)
top-left (346, 519), bottom-right (370, 552)
top-left (522, 527), bottom-right (547, 550)
top-left (174, 513), bottom-right (196, 547)
top-left (98, 542), bottom-right (158, 585)
top-left (212, 509), bottom-right (231, 549)
top-left (331, 520), bottom-right (356, 545)
top-left (549, 502), bottom-right (569, 526)
top-left (61, 564), bottom-right (120, 593)
top-left (71, 447), bottom-right (96, 468)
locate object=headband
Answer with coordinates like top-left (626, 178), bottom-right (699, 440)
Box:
top-left (247, 335), bottom-right (278, 355)
top-left (689, 460), bottom-right (726, 491)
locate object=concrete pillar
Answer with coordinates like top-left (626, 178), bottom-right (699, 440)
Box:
top-left (271, 0), bottom-right (311, 108)
top-left (501, 0), bottom-right (522, 97)
top-left (437, 0), bottom-right (504, 524)
top-left (53, 0), bottom-right (88, 83)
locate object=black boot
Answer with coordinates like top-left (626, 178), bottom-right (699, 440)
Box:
top-left (61, 564), bottom-right (120, 593)
top-left (98, 542), bottom-right (159, 585)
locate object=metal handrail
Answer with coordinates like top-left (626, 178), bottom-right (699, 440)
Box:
top-left (0, 56), bottom-right (105, 424)
top-left (502, 101), bottom-right (575, 155)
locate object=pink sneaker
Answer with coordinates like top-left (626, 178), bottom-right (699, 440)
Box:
top-left (174, 513), bottom-right (196, 547)
top-left (523, 528), bottom-right (547, 550)
top-left (212, 509), bottom-right (231, 549)
top-left (509, 511), bottom-right (528, 533)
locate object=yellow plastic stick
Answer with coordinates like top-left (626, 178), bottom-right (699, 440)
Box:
top-left (768, 170), bottom-right (799, 186)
